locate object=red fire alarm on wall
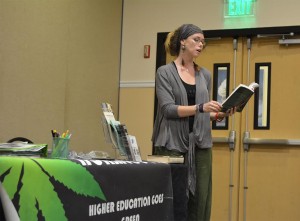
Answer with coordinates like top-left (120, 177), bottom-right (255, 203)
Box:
top-left (144, 45), bottom-right (150, 58)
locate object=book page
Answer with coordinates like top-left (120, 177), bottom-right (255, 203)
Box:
top-left (221, 83), bottom-right (255, 112)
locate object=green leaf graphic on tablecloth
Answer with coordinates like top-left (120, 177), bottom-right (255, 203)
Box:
top-left (19, 158), bottom-right (67, 221)
top-left (0, 157), bottom-right (106, 221)
top-left (0, 159), bottom-right (22, 198)
top-left (37, 158), bottom-right (106, 200)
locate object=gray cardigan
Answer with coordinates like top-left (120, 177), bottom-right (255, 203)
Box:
top-left (152, 62), bottom-right (213, 195)
top-left (152, 62), bottom-right (213, 152)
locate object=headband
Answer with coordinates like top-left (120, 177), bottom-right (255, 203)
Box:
top-left (180, 24), bottom-right (203, 40)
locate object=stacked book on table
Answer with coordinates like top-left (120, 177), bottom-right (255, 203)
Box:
top-left (0, 143), bottom-right (48, 157)
top-left (146, 155), bottom-right (184, 164)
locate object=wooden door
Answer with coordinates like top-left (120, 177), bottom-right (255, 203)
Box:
top-left (237, 36), bottom-right (300, 221)
top-left (197, 35), bottom-right (300, 221)
top-left (197, 37), bottom-right (243, 221)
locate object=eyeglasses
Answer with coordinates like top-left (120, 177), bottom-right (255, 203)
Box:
top-left (193, 37), bottom-right (206, 46)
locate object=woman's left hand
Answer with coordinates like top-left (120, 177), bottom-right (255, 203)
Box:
top-left (219, 107), bottom-right (236, 118)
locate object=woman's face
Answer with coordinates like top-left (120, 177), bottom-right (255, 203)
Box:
top-left (181, 33), bottom-right (205, 57)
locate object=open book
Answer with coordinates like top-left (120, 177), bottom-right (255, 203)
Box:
top-left (221, 82), bottom-right (259, 112)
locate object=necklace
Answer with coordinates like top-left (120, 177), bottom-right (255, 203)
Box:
top-left (175, 60), bottom-right (194, 73)
top-left (180, 64), bottom-right (195, 73)
top-left (180, 66), bottom-right (190, 73)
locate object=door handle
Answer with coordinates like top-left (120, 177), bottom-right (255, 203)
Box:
top-left (244, 138), bottom-right (300, 145)
top-left (243, 131), bottom-right (300, 151)
top-left (212, 130), bottom-right (236, 150)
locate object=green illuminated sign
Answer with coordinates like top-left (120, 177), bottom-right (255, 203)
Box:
top-left (224, 0), bottom-right (255, 17)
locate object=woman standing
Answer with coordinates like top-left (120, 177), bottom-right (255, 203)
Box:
top-left (152, 24), bottom-right (235, 221)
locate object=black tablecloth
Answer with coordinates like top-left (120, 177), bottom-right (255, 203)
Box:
top-left (0, 157), bottom-right (174, 221)
top-left (170, 164), bottom-right (188, 221)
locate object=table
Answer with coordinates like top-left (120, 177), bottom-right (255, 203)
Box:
top-left (0, 157), bottom-right (174, 221)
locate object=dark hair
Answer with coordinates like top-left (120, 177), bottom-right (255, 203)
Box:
top-left (165, 24), bottom-right (203, 56)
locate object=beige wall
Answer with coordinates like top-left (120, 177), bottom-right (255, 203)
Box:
top-left (119, 0), bottom-right (300, 159)
top-left (0, 0), bottom-right (122, 158)
top-left (119, 87), bottom-right (155, 159)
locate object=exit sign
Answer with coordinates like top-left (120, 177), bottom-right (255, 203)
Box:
top-left (224, 0), bottom-right (256, 17)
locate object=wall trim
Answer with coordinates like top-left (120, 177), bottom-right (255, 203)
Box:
top-left (120, 81), bottom-right (155, 88)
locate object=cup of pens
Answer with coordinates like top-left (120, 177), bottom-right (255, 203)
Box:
top-left (51, 130), bottom-right (71, 159)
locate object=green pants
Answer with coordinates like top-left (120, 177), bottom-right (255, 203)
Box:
top-left (154, 146), bottom-right (212, 221)
top-left (188, 148), bottom-right (212, 221)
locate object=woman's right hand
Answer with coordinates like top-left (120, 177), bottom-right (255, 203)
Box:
top-left (203, 100), bottom-right (222, 113)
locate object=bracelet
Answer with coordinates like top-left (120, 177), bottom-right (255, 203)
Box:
top-left (215, 112), bottom-right (224, 122)
top-left (198, 103), bottom-right (204, 113)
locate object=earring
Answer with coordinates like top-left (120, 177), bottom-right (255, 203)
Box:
top-left (181, 45), bottom-right (185, 50)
